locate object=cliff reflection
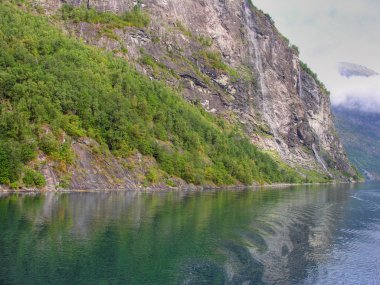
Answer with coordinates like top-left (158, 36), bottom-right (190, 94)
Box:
top-left (0, 184), bottom-right (355, 284)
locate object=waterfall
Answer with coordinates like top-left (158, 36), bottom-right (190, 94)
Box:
top-left (243, 1), bottom-right (283, 156)
top-left (298, 67), bottom-right (303, 97)
top-left (243, 2), bottom-right (267, 97)
top-left (312, 144), bottom-right (332, 177)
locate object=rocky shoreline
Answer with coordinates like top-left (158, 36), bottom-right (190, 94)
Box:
top-left (0, 181), bottom-right (354, 194)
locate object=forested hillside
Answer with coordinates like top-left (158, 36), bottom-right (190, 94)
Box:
top-left (334, 106), bottom-right (380, 180)
top-left (0, 1), bottom-right (304, 189)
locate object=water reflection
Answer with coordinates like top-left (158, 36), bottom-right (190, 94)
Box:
top-left (0, 183), bottom-right (378, 284)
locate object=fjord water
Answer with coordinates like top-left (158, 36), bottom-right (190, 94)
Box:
top-left (0, 183), bottom-right (379, 284)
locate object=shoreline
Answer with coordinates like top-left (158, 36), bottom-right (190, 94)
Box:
top-left (0, 181), bottom-right (357, 195)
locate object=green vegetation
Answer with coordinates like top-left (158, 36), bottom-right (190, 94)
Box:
top-left (249, 0), bottom-right (330, 97)
top-left (59, 4), bottom-right (150, 28)
top-left (197, 51), bottom-right (239, 80)
top-left (0, 141), bottom-right (24, 186)
top-left (300, 61), bottom-right (330, 95)
top-left (334, 107), bottom-right (380, 180)
top-left (174, 21), bottom-right (193, 38)
top-left (248, 0), bottom-right (274, 24)
top-left (290, 44), bottom-right (300, 55)
top-left (23, 168), bottom-right (46, 188)
top-left (174, 21), bottom-right (213, 47)
top-left (196, 35), bottom-right (213, 47)
top-left (139, 53), bottom-right (178, 80)
top-left (300, 169), bottom-right (331, 184)
top-left (0, 1), bottom-right (306, 188)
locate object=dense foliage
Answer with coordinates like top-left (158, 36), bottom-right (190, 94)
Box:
top-left (59, 4), bottom-right (150, 28)
top-left (0, 2), bottom-right (303, 188)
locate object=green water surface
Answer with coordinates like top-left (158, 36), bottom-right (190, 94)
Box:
top-left (0, 183), bottom-right (379, 284)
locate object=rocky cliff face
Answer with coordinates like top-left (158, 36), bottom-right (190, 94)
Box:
top-left (33, 0), bottom-right (356, 187)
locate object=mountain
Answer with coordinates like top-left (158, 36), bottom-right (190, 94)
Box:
top-left (338, 62), bottom-right (378, 78)
top-left (333, 106), bottom-right (380, 180)
top-left (0, 0), bottom-right (358, 190)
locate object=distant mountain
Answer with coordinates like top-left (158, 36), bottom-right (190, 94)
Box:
top-left (338, 62), bottom-right (378, 78)
top-left (333, 106), bottom-right (380, 180)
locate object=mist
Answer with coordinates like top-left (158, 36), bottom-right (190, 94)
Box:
top-left (332, 75), bottom-right (380, 113)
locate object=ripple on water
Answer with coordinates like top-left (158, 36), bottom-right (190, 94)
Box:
top-left (301, 188), bottom-right (380, 285)
top-left (1, 183), bottom-right (380, 284)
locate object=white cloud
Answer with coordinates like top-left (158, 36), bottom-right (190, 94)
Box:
top-left (252, 0), bottom-right (380, 112)
top-left (333, 75), bottom-right (380, 113)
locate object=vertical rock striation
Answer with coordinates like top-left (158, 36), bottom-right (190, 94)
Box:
top-left (34, 0), bottom-right (357, 182)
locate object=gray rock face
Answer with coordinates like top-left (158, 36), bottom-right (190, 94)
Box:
top-left (35, 0), bottom-right (356, 181)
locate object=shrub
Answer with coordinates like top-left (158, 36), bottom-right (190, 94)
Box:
top-left (39, 134), bottom-right (60, 155)
top-left (300, 61), bottom-right (330, 95)
top-left (123, 6), bottom-right (150, 28)
top-left (58, 174), bottom-right (72, 189)
top-left (23, 168), bottom-right (46, 188)
top-left (0, 141), bottom-right (22, 184)
top-left (197, 51), bottom-right (239, 80)
top-left (146, 168), bottom-right (161, 183)
top-left (59, 4), bottom-right (150, 29)
top-left (0, 2), bottom-right (304, 187)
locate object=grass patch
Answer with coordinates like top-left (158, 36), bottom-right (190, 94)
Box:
top-left (139, 53), bottom-right (178, 80)
top-left (197, 50), bottom-right (239, 80)
top-left (174, 21), bottom-right (213, 47)
top-left (59, 4), bottom-right (150, 29)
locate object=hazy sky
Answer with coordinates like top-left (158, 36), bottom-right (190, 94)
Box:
top-left (253, 0), bottom-right (380, 112)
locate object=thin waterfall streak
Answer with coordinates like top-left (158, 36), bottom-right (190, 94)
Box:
top-left (243, 0), bottom-right (283, 156)
top-left (312, 143), bottom-right (332, 177)
top-left (299, 67), bottom-right (303, 97)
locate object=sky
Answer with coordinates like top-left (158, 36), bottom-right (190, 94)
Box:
top-left (253, 0), bottom-right (380, 112)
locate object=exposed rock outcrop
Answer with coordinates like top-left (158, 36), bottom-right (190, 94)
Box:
top-left (33, 0), bottom-right (357, 187)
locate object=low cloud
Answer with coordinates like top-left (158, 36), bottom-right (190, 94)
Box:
top-left (332, 75), bottom-right (380, 113)
top-left (253, 0), bottom-right (380, 114)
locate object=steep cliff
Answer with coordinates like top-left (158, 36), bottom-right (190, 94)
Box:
top-left (0, 0), bottom-right (358, 190)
